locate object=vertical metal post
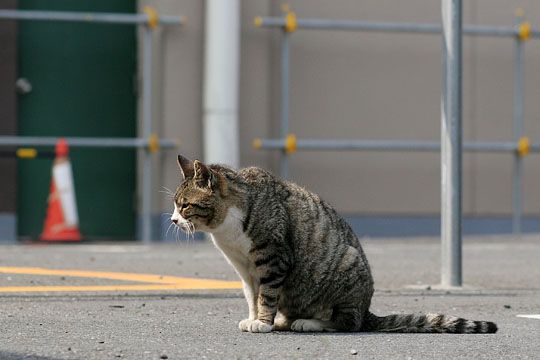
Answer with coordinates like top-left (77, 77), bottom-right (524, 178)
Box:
top-left (280, 30), bottom-right (291, 179)
top-left (203, 0), bottom-right (241, 168)
top-left (441, 0), bottom-right (463, 287)
top-left (141, 26), bottom-right (153, 243)
top-left (512, 12), bottom-right (525, 235)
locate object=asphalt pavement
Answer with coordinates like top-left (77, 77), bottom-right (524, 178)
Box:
top-left (0, 235), bottom-right (539, 359)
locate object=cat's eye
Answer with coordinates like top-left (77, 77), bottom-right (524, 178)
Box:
top-left (181, 203), bottom-right (189, 210)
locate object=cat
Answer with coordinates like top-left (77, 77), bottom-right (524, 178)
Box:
top-left (171, 155), bottom-right (497, 334)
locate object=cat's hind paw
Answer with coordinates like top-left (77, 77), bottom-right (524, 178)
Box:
top-left (238, 319), bottom-right (273, 333)
top-left (291, 319), bottom-right (336, 332)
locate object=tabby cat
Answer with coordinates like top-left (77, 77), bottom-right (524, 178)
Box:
top-left (171, 155), bottom-right (497, 334)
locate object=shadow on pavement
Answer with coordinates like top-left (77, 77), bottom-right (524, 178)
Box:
top-left (0, 352), bottom-right (62, 360)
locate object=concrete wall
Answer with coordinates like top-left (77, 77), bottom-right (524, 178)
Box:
top-left (142, 1), bottom-right (540, 231)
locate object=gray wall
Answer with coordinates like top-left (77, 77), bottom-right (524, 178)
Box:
top-left (144, 1), bottom-right (540, 222)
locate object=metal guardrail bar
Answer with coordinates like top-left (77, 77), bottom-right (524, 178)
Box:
top-left (0, 9), bottom-right (184, 26)
top-left (255, 138), bottom-right (532, 153)
top-left (0, 136), bottom-right (178, 148)
top-left (0, 136), bottom-right (178, 149)
top-left (256, 17), bottom-right (538, 38)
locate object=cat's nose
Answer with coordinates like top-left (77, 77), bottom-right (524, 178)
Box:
top-left (172, 218), bottom-right (178, 224)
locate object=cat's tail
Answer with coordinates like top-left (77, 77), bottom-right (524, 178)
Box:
top-left (365, 312), bottom-right (497, 334)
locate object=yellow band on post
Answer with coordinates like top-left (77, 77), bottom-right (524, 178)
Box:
top-left (517, 136), bottom-right (530, 157)
top-left (284, 134), bottom-right (297, 154)
top-left (180, 15), bottom-right (188, 27)
top-left (518, 22), bottom-right (531, 41)
top-left (284, 11), bottom-right (297, 33)
top-left (148, 133), bottom-right (159, 153)
top-left (144, 6), bottom-right (159, 29)
top-left (16, 148), bottom-right (37, 159)
top-left (252, 138), bottom-right (263, 150)
top-left (254, 16), bottom-right (263, 28)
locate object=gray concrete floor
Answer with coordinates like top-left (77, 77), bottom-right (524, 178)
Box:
top-left (0, 235), bottom-right (539, 359)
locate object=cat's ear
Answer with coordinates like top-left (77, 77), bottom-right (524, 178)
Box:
top-left (193, 160), bottom-right (214, 189)
top-left (177, 155), bottom-right (194, 180)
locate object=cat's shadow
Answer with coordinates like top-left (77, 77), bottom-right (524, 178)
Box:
top-left (270, 331), bottom-right (390, 337)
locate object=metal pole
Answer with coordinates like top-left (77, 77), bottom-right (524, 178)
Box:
top-left (441, 0), bottom-right (463, 287)
top-left (141, 26), bottom-right (154, 243)
top-left (202, 0), bottom-right (241, 168)
top-left (512, 13), bottom-right (526, 235)
top-left (280, 30), bottom-right (291, 179)
top-left (0, 135), bottom-right (176, 148)
top-left (0, 9), bottom-right (183, 26)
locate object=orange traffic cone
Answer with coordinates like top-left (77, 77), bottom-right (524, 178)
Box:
top-left (40, 139), bottom-right (82, 242)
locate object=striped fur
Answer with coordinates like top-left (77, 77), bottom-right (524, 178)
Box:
top-left (172, 156), bottom-right (498, 334)
top-left (366, 312), bottom-right (497, 334)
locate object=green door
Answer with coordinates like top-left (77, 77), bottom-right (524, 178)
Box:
top-left (17, 1), bottom-right (137, 240)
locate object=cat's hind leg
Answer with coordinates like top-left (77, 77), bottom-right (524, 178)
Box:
top-left (330, 305), bottom-right (364, 332)
top-left (272, 312), bottom-right (292, 331)
top-left (290, 319), bottom-right (337, 332)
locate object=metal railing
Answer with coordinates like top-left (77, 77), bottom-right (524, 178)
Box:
top-left (253, 5), bottom-right (538, 287)
top-left (253, 8), bottom-right (537, 236)
top-left (0, 8), bottom-right (185, 243)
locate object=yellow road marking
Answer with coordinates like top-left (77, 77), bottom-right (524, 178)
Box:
top-left (0, 266), bottom-right (203, 284)
top-left (0, 266), bottom-right (242, 293)
top-left (0, 283), bottom-right (241, 293)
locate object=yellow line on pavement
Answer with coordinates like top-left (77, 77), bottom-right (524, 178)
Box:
top-left (0, 266), bottom-right (242, 293)
top-left (0, 283), bottom-right (242, 293)
top-left (0, 266), bottom-right (239, 285)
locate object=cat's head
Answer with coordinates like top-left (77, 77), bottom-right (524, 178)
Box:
top-left (171, 155), bottom-right (230, 233)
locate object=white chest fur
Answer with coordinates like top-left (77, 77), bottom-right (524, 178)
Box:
top-left (209, 207), bottom-right (255, 277)
top-left (210, 207), bottom-right (260, 320)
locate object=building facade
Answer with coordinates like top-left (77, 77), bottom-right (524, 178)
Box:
top-left (2, 1), bottom-right (540, 240)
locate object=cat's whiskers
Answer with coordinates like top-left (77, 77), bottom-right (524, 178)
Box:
top-left (161, 186), bottom-right (174, 194)
top-left (183, 221), bottom-right (195, 244)
top-left (165, 222), bottom-right (174, 241)
top-left (160, 212), bottom-right (175, 241)
top-left (159, 186), bottom-right (175, 199)
top-left (176, 227), bottom-right (189, 242)
top-left (161, 212), bottom-right (173, 225)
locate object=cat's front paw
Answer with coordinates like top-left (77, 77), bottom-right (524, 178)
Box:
top-left (238, 319), bottom-right (273, 333)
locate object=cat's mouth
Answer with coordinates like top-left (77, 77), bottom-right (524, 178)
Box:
top-left (174, 219), bottom-right (196, 238)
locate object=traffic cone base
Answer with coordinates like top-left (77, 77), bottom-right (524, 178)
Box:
top-left (40, 227), bottom-right (81, 242)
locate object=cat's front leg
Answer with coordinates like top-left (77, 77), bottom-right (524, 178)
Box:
top-left (243, 267), bottom-right (287, 333)
top-left (241, 232), bottom-right (290, 333)
top-left (238, 278), bottom-right (261, 332)
top-left (239, 267), bottom-right (287, 333)
top-left (242, 279), bottom-right (258, 320)
top-left (238, 278), bottom-right (281, 333)
top-left (238, 318), bottom-right (272, 333)
top-left (238, 287), bottom-right (271, 333)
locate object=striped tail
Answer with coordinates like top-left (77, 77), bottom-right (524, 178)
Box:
top-left (366, 312), bottom-right (497, 334)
